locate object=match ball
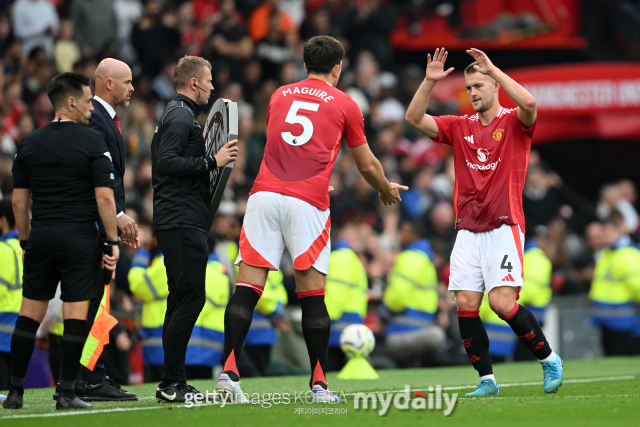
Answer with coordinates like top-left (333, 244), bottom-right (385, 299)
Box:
top-left (339, 324), bottom-right (375, 359)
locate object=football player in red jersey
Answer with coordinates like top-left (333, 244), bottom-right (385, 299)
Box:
top-left (406, 48), bottom-right (563, 396)
top-left (217, 36), bottom-right (407, 402)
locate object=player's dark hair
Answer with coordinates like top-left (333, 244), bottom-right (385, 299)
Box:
top-left (464, 61), bottom-right (479, 75)
top-left (0, 199), bottom-right (15, 228)
top-left (47, 72), bottom-right (90, 110)
top-left (303, 36), bottom-right (345, 75)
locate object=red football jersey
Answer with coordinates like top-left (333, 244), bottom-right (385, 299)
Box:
top-left (433, 107), bottom-right (535, 232)
top-left (250, 78), bottom-right (367, 210)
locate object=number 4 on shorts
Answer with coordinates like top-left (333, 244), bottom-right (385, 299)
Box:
top-left (501, 255), bottom-right (513, 273)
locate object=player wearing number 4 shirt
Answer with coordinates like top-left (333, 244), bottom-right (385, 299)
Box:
top-left (406, 48), bottom-right (563, 396)
top-left (218, 36), bottom-right (407, 402)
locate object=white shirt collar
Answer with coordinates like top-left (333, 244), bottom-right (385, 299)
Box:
top-left (93, 95), bottom-right (116, 119)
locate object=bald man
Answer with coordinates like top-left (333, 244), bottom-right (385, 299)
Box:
top-left (76, 58), bottom-right (138, 402)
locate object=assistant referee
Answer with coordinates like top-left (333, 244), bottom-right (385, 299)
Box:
top-left (3, 73), bottom-right (119, 411)
top-left (152, 56), bottom-right (237, 402)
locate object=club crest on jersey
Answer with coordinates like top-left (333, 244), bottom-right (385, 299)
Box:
top-left (477, 148), bottom-right (489, 163)
top-left (492, 128), bottom-right (504, 141)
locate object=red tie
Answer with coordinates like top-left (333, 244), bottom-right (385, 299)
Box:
top-left (113, 113), bottom-right (121, 133)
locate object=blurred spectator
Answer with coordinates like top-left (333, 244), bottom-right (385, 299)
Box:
top-left (589, 211), bottom-right (640, 356)
top-left (71, 0), bottom-right (118, 57)
top-left (597, 181), bottom-right (639, 234)
top-left (114, 0), bottom-right (144, 63)
top-left (31, 91), bottom-right (54, 128)
top-left (203, 0), bottom-right (253, 75)
top-left (54, 19), bottom-right (81, 73)
top-left (522, 164), bottom-right (563, 229)
top-left (425, 200), bottom-right (456, 268)
top-left (3, 38), bottom-right (24, 80)
top-left (254, 11), bottom-right (296, 80)
top-left (247, 0), bottom-right (296, 43)
top-left (131, 0), bottom-right (182, 78)
top-left (344, 0), bottom-right (395, 68)
top-left (2, 81), bottom-right (25, 147)
top-left (11, 0), bottom-right (59, 57)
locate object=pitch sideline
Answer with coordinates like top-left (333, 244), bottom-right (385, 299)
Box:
top-left (0, 374), bottom-right (635, 420)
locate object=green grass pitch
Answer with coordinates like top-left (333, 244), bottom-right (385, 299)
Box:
top-left (1, 357), bottom-right (639, 427)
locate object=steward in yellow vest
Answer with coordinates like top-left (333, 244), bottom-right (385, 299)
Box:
top-left (589, 213), bottom-right (640, 355)
top-left (325, 240), bottom-right (368, 371)
top-left (0, 200), bottom-right (22, 390)
top-left (381, 222), bottom-right (445, 365)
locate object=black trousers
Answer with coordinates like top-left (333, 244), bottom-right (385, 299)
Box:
top-left (601, 327), bottom-right (640, 356)
top-left (0, 351), bottom-right (9, 390)
top-left (49, 333), bottom-right (63, 384)
top-left (156, 227), bottom-right (207, 382)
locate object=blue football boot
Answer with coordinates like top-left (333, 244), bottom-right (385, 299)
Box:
top-left (542, 354), bottom-right (563, 393)
top-left (465, 379), bottom-right (500, 396)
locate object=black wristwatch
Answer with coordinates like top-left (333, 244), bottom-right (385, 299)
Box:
top-left (19, 239), bottom-right (28, 250)
top-left (104, 239), bottom-right (120, 247)
top-left (204, 155), bottom-right (217, 171)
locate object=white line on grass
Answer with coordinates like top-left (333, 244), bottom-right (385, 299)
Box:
top-left (0, 374), bottom-right (635, 420)
top-left (342, 375), bottom-right (636, 395)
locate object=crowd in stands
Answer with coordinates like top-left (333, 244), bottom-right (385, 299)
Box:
top-left (0, 0), bottom-right (639, 383)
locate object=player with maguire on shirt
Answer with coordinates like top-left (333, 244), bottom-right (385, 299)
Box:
top-left (405, 48), bottom-right (563, 396)
top-left (217, 36), bottom-right (407, 403)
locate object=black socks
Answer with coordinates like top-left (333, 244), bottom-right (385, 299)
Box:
top-left (457, 310), bottom-right (494, 377)
top-left (222, 283), bottom-right (262, 381)
top-left (60, 319), bottom-right (88, 398)
top-left (501, 303), bottom-right (552, 360)
top-left (298, 289), bottom-right (330, 389)
top-left (9, 316), bottom-right (40, 395)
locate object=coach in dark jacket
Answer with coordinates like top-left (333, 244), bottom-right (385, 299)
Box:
top-left (151, 55), bottom-right (237, 402)
top-left (77, 58), bottom-right (137, 401)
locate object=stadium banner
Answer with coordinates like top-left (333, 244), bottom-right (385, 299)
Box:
top-left (431, 63), bottom-right (640, 143)
top-left (203, 98), bottom-right (238, 231)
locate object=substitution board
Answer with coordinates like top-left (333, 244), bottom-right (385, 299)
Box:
top-left (203, 98), bottom-right (238, 231)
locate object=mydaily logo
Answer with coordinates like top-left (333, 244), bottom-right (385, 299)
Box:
top-left (353, 385), bottom-right (457, 416)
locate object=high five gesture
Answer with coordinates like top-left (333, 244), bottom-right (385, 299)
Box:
top-left (426, 47), bottom-right (455, 82)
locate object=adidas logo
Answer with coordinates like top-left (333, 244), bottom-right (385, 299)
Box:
top-left (464, 135), bottom-right (474, 144)
top-left (520, 329), bottom-right (536, 341)
top-left (501, 274), bottom-right (516, 282)
top-left (469, 355), bottom-right (481, 362)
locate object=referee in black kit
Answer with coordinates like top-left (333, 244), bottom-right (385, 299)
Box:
top-left (152, 56), bottom-right (237, 402)
top-left (3, 73), bottom-right (119, 410)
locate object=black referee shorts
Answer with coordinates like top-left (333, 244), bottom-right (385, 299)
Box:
top-left (23, 226), bottom-right (103, 303)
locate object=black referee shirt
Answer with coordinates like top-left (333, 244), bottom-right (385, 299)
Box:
top-left (12, 121), bottom-right (115, 230)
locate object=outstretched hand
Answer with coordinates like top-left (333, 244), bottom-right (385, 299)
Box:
top-left (466, 48), bottom-right (497, 75)
top-left (425, 48), bottom-right (454, 82)
top-left (380, 182), bottom-right (409, 206)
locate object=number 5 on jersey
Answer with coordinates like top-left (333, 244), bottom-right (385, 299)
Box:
top-left (281, 101), bottom-right (319, 146)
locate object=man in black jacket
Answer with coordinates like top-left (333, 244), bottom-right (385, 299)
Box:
top-left (74, 58), bottom-right (138, 401)
top-left (151, 55), bottom-right (237, 402)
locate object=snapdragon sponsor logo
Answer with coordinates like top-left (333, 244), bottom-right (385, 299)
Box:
top-left (466, 157), bottom-right (501, 171)
top-left (353, 385), bottom-right (458, 417)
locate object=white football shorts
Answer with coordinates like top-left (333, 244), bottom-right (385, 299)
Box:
top-left (236, 191), bottom-right (331, 274)
top-left (448, 223), bottom-right (524, 300)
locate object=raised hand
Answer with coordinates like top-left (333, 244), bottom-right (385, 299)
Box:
top-left (466, 48), bottom-right (497, 75)
top-left (426, 48), bottom-right (454, 82)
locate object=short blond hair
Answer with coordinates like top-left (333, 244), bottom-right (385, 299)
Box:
top-left (174, 56), bottom-right (212, 89)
